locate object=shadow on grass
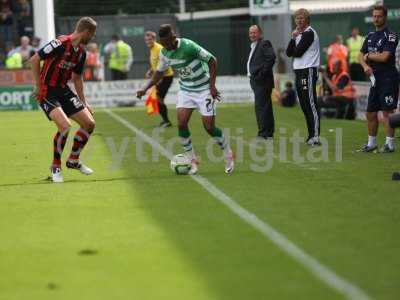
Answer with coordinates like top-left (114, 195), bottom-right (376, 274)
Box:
top-left (92, 109), bottom-right (338, 300)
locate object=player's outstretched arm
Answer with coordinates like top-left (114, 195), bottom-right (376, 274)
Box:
top-left (29, 53), bottom-right (42, 101)
top-left (72, 73), bottom-right (84, 101)
top-left (72, 72), bottom-right (92, 115)
top-left (136, 71), bottom-right (163, 99)
top-left (145, 69), bottom-right (153, 79)
top-left (208, 57), bottom-right (220, 101)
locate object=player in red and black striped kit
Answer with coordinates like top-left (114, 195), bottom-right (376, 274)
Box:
top-left (30, 17), bottom-right (97, 183)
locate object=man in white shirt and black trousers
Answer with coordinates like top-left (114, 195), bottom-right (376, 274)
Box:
top-left (247, 25), bottom-right (276, 139)
top-left (286, 8), bottom-right (321, 146)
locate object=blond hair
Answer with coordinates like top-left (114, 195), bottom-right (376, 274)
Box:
top-left (294, 8), bottom-right (311, 24)
top-left (76, 17), bottom-right (97, 33)
top-left (145, 31), bottom-right (156, 39)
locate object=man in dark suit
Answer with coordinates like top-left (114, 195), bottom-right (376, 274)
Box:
top-left (247, 24), bottom-right (276, 139)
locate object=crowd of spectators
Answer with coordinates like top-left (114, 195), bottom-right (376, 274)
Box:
top-left (0, 0), bottom-right (33, 68)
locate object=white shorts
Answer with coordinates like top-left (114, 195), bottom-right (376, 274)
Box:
top-left (177, 89), bottom-right (216, 116)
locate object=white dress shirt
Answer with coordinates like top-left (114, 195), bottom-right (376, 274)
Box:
top-left (247, 41), bottom-right (258, 77)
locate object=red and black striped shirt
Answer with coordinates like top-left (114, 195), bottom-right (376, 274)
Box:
top-left (38, 35), bottom-right (86, 89)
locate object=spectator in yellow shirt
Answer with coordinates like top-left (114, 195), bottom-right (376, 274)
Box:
top-left (144, 31), bottom-right (174, 128)
top-left (346, 28), bottom-right (365, 81)
top-left (5, 42), bottom-right (23, 69)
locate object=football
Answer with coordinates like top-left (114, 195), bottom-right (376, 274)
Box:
top-left (170, 154), bottom-right (192, 175)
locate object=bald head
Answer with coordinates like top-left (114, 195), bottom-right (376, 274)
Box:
top-left (20, 36), bottom-right (30, 47)
top-left (249, 25), bottom-right (262, 42)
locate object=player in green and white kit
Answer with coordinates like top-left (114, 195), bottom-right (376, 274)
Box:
top-left (137, 24), bottom-right (234, 174)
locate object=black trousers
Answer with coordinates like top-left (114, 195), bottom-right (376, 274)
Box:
top-left (111, 69), bottom-right (128, 81)
top-left (250, 79), bottom-right (275, 138)
top-left (295, 67), bottom-right (320, 139)
top-left (156, 76), bottom-right (173, 123)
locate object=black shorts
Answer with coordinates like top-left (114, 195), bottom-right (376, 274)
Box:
top-left (367, 77), bottom-right (399, 112)
top-left (40, 87), bottom-right (85, 120)
top-left (156, 76), bottom-right (173, 100)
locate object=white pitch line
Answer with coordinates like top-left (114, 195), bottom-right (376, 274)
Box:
top-left (105, 109), bottom-right (371, 300)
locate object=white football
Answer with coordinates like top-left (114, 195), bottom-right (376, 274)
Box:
top-left (170, 154), bottom-right (191, 175)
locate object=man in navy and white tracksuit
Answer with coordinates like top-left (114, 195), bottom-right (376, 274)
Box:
top-left (359, 5), bottom-right (399, 153)
top-left (286, 8), bottom-right (321, 146)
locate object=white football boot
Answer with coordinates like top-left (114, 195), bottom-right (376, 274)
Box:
top-left (66, 161), bottom-right (94, 175)
top-left (51, 167), bottom-right (64, 183)
top-left (224, 149), bottom-right (235, 174)
top-left (306, 136), bottom-right (321, 146)
top-left (188, 158), bottom-right (199, 175)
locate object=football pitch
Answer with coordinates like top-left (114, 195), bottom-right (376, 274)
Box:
top-left (1, 104), bottom-right (399, 300)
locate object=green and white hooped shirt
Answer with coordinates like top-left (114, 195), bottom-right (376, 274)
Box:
top-left (157, 38), bottom-right (214, 93)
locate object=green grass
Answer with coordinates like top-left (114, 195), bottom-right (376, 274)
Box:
top-left (0, 104), bottom-right (399, 300)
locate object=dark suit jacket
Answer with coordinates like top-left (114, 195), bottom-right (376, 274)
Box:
top-left (249, 39), bottom-right (276, 88)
